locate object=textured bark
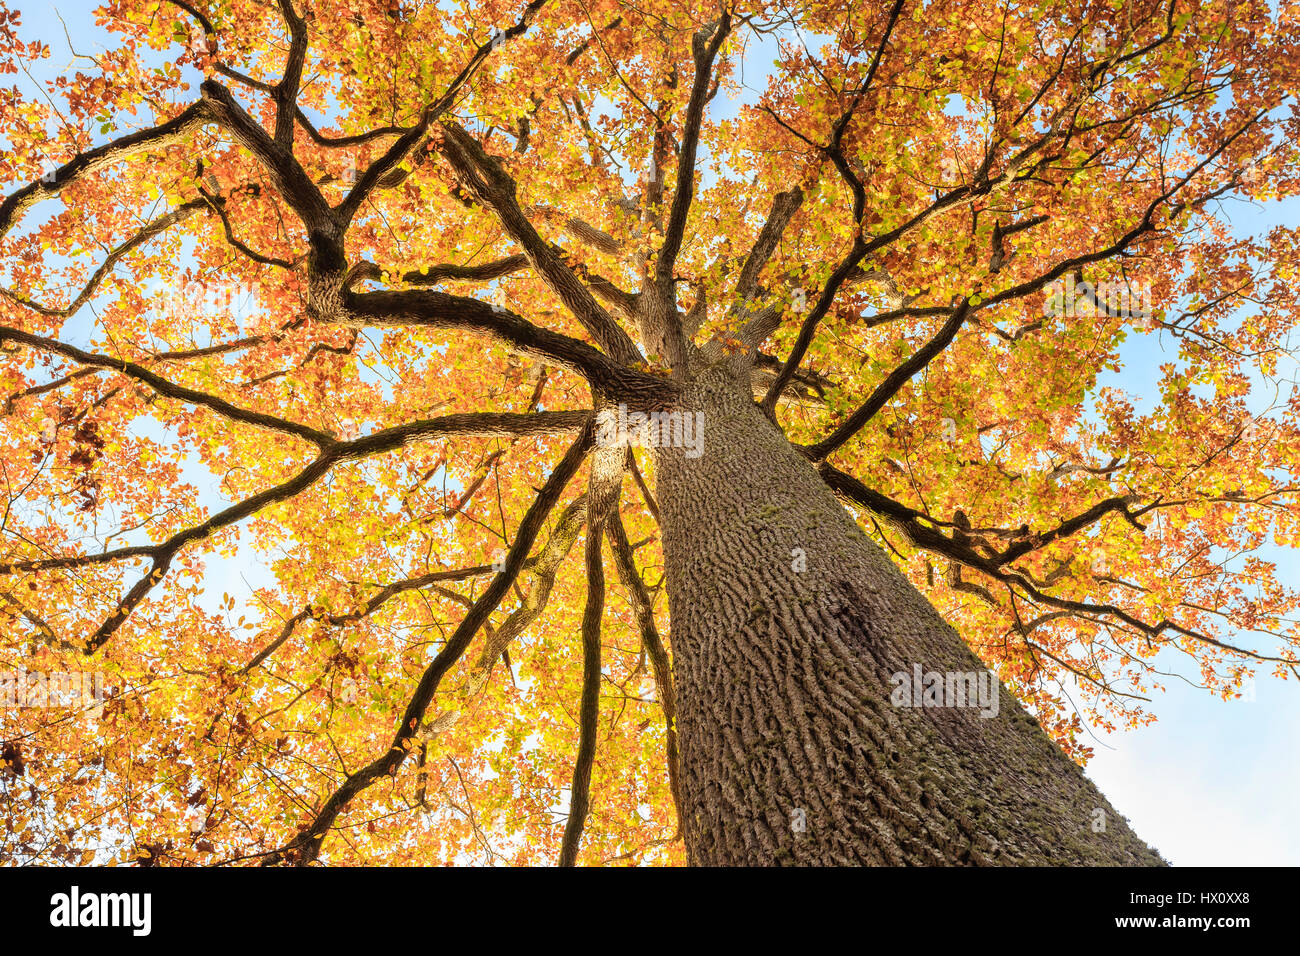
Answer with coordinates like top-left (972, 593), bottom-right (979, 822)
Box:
top-left (653, 361), bottom-right (1164, 866)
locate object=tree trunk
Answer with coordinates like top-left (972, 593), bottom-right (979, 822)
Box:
top-left (652, 361), bottom-right (1163, 866)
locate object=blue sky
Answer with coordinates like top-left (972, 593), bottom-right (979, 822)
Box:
top-left (8, 1), bottom-right (1298, 864)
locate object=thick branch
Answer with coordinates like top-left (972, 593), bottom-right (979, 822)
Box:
top-left (345, 255), bottom-right (529, 289)
top-left (339, 289), bottom-right (675, 407)
top-left (436, 122), bottom-right (643, 366)
top-left (199, 80), bottom-right (334, 232)
top-left (272, 0), bottom-right (308, 147)
top-left (732, 187), bottom-right (803, 310)
top-left (0, 102), bottom-right (210, 241)
top-left (657, 13), bottom-right (732, 287)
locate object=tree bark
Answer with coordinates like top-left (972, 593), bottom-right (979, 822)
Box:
top-left (652, 361), bottom-right (1163, 866)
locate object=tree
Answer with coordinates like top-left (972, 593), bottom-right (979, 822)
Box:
top-left (0, 0), bottom-right (1296, 866)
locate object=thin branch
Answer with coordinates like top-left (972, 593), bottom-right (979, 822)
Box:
top-left (240, 557), bottom-right (515, 674)
top-left (1, 411), bottom-right (591, 654)
top-left (334, 0), bottom-right (553, 225)
top-left (200, 189), bottom-right (300, 269)
top-left (1, 200), bottom-right (207, 317)
top-left (606, 510), bottom-right (681, 840)
top-left (261, 421), bottom-right (595, 865)
top-left (0, 325), bottom-right (337, 448)
top-left (803, 300), bottom-right (970, 460)
top-left (818, 463), bottom-right (1296, 667)
top-left (558, 447), bottom-right (622, 865)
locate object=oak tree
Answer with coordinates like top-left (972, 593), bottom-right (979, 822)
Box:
top-left (1, 0), bottom-right (1298, 865)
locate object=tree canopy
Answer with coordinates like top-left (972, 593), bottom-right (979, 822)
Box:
top-left (1, 0), bottom-right (1298, 865)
